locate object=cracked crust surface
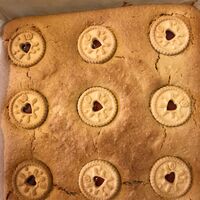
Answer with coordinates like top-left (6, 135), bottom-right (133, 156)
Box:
top-left (2, 4), bottom-right (200, 200)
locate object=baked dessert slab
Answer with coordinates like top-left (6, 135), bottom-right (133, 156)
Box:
top-left (2, 4), bottom-right (200, 200)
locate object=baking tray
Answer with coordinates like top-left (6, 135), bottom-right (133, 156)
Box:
top-left (0, 0), bottom-right (199, 199)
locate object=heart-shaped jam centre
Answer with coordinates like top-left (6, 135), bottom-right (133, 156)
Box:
top-left (91, 39), bottom-right (102, 49)
top-left (165, 172), bottom-right (175, 183)
top-left (166, 30), bottom-right (175, 40)
top-left (93, 176), bottom-right (105, 187)
top-left (167, 100), bottom-right (177, 111)
top-left (20, 42), bottom-right (31, 53)
top-left (26, 175), bottom-right (36, 186)
top-left (22, 103), bottom-right (32, 114)
top-left (92, 101), bottom-right (103, 112)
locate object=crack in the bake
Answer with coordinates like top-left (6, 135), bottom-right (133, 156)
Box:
top-left (190, 26), bottom-right (195, 45)
top-left (92, 136), bottom-right (98, 156)
top-left (160, 13), bottom-right (174, 17)
top-left (148, 15), bottom-right (162, 74)
top-left (48, 39), bottom-right (60, 44)
top-left (53, 184), bottom-right (80, 196)
top-left (6, 191), bottom-right (12, 200)
top-left (192, 116), bottom-right (198, 127)
top-left (26, 68), bottom-right (31, 81)
top-left (44, 25), bottom-right (50, 29)
top-left (122, 180), bottom-right (143, 185)
top-left (151, 12), bottom-right (190, 83)
top-left (115, 55), bottom-right (125, 59)
top-left (122, 180), bottom-right (149, 186)
top-left (154, 53), bottom-right (160, 72)
top-left (92, 129), bottom-right (103, 158)
top-left (191, 93), bottom-right (197, 112)
top-left (168, 75), bottom-right (171, 85)
top-left (30, 130), bottom-right (36, 157)
top-left (191, 109), bottom-right (200, 130)
top-left (160, 126), bottom-right (167, 150)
